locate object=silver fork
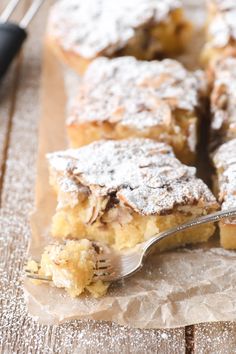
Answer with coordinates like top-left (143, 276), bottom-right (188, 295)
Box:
top-left (25, 208), bottom-right (236, 283)
top-left (0, 0), bottom-right (45, 79)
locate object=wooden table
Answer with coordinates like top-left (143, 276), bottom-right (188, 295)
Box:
top-left (0, 1), bottom-right (236, 353)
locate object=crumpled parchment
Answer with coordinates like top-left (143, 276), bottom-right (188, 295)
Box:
top-left (24, 0), bottom-right (236, 328)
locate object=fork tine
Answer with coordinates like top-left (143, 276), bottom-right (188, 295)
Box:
top-left (24, 267), bottom-right (35, 275)
top-left (24, 260), bottom-right (52, 282)
top-left (20, 0), bottom-right (45, 28)
top-left (0, 0), bottom-right (21, 22)
top-left (0, 0), bottom-right (45, 28)
top-left (26, 273), bottom-right (52, 282)
top-left (23, 260), bottom-right (40, 270)
top-left (93, 256), bottom-right (113, 278)
top-left (94, 260), bottom-right (111, 270)
top-left (93, 251), bottom-right (143, 282)
top-left (93, 272), bottom-right (115, 281)
top-left (94, 256), bottom-right (111, 268)
top-left (93, 264), bottom-right (112, 274)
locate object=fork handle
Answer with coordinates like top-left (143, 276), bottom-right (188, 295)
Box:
top-left (142, 207), bottom-right (236, 256)
top-left (0, 22), bottom-right (27, 79)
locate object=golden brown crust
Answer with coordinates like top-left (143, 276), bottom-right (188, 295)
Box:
top-left (46, 36), bottom-right (92, 75)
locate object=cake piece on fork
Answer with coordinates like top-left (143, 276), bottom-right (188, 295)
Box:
top-left (47, 139), bottom-right (218, 251)
top-left (47, 0), bottom-right (192, 74)
top-left (67, 57), bottom-right (206, 165)
top-left (212, 139), bottom-right (236, 249)
top-left (26, 239), bottom-right (109, 298)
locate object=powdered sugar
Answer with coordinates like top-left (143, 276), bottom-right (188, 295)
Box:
top-left (213, 139), bottom-right (236, 211)
top-left (48, 139), bottom-right (217, 215)
top-left (211, 56), bottom-right (236, 142)
top-left (207, 0), bottom-right (236, 48)
top-left (67, 57), bottom-right (205, 153)
top-left (48, 0), bottom-right (181, 58)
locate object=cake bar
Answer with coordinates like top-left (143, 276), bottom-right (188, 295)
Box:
top-left (67, 57), bottom-right (206, 165)
top-left (212, 139), bottom-right (236, 249)
top-left (47, 0), bottom-right (191, 74)
top-left (209, 56), bottom-right (236, 150)
top-left (47, 139), bottom-right (218, 251)
top-left (201, 0), bottom-right (236, 65)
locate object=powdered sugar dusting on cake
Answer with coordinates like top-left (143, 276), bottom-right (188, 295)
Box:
top-left (211, 57), bottom-right (236, 141)
top-left (47, 139), bottom-right (217, 215)
top-left (48, 0), bottom-right (181, 58)
top-left (210, 0), bottom-right (236, 13)
top-left (68, 57), bottom-right (205, 140)
top-left (213, 139), bottom-right (236, 169)
top-left (213, 138), bottom-right (236, 211)
top-left (207, 0), bottom-right (236, 48)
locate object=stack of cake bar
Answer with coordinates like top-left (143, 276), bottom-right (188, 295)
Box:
top-left (27, 0), bottom-right (236, 298)
top-left (199, 1), bottom-right (236, 248)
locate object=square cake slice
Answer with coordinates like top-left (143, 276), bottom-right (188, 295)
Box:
top-left (209, 56), bottom-right (236, 150)
top-left (47, 139), bottom-right (218, 251)
top-left (47, 0), bottom-right (191, 74)
top-left (212, 139), bottom-right (236, 249)
top-left (201, 0), bottom-right (236, 66)
top-left (67, 57), bottom-right (206, 165)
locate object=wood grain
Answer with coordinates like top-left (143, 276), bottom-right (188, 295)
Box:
top-left (0, 0), bottom-right (25, 205)
top-left (1, 1), bottom-right (236, 353)
top-left (194, 322), bottom-right (236, 354)
top-left (0, 62), bottom-right (19, 205)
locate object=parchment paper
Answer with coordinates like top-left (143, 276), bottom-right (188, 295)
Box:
top-left (24, 0), bottom-right (236, 328)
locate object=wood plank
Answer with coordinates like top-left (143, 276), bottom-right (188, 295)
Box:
top-left (0, 1), bottom-right (186, 353)
top-left (194, 323), bottom-right (236, 353)
top-left (185, 325), bottom-right (195, 354)
top-left (0, 61), bottom-right (19, 203)
top-left (0, 0), bottom-right (27, 204)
